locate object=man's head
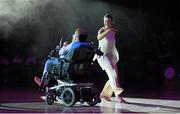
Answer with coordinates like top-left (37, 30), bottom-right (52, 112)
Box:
top-left (72, 28), bottom-right (88, 42)
top-left (104, 14), bottom-right (113, 28)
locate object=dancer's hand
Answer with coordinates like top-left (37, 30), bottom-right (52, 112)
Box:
top-left (110, 28), bottom-right (118, 32)
top-left (105, 28), bottom-right (118, 33)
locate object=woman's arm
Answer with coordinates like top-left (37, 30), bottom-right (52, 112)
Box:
top-left (97, 28), bottom-right (110, 40)
top-left (97, 27), bottom-right (118, 40)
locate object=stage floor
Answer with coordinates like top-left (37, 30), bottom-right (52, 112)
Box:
top-left (1, 89), bottom-right (180, 113)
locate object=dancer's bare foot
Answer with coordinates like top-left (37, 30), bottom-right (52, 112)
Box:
top-left (100, 95), bottom-right (111, 101)
top-left (116, 97), bottom-right (128, 103)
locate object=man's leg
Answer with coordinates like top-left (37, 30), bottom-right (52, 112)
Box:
top-left (34, 60), bottom-right (51, 92)
top-left (41, 60), bottom-right (51, 86)
top-left (42, 60), bottom-right (51, 76)
top-left (34, 60), bottom-right (50, 86)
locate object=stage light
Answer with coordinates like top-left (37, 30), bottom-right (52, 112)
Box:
top-left (164, 67), bottom-right (175, 79)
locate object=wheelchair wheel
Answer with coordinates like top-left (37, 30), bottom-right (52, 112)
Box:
top-left (46, 92), bottom-right (55, 105)
top-left (61, 87), bottom-right (76, 107)
top-left (87, 94), bottom-right (100, 106)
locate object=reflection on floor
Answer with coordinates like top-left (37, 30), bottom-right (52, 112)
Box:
top-left (1, 89), bottom-right (180, 113)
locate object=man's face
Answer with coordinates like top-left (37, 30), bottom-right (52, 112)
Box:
top-left (63, 42), bottom-right (69, 46)
top-left (104, 17), bottom-right (112, 28)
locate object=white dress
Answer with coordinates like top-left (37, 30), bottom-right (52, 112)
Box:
top-left (97, 31), bottom-right (119, 70)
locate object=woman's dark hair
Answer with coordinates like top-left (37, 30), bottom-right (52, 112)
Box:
top-left (104, 14), bottom-right (113, 21)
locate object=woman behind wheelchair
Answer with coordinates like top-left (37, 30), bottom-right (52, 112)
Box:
top-left (34, 28), bottom-right (102, 107)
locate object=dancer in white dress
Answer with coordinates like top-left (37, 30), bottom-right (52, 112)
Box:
top-left (96, 14), bottom-right (126, 103)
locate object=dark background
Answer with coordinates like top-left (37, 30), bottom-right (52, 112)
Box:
top-left (0, 0), bottom-right (180, 91)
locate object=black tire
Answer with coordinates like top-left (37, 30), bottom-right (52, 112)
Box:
top-left (61, 87), bottom-right (76, 107)
top-left (87, 94), bottom-right (100, 106)
top-left (46, 92), bottom-right (55, 105)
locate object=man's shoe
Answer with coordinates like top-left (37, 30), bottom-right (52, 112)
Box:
top-left (34, 76), bottom-right (41, 86)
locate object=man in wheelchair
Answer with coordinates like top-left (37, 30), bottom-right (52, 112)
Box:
top-left (34, 28), bottom-right (103, 106)
top-left (35, 28), bottom-right (90, 90)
